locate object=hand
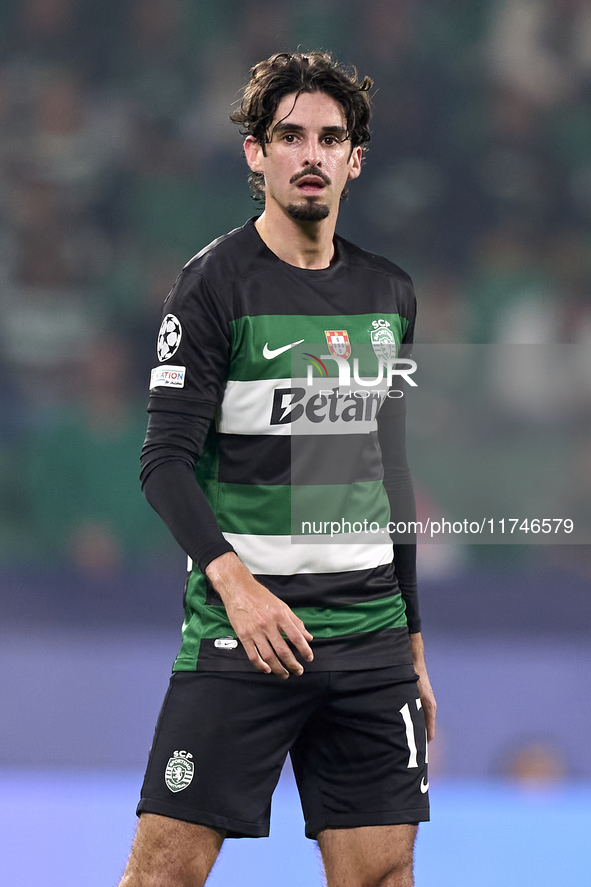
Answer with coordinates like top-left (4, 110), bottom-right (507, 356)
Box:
top-left (409, 632), bottom-right (437, 742)
top-left (205, 552), bottom-right (314, 679)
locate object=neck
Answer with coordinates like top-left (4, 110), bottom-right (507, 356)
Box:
top-left (255, 204), bottom-right (338, 269)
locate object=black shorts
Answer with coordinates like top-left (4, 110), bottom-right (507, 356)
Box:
top-left (137, 668), bottom-right (429, 840)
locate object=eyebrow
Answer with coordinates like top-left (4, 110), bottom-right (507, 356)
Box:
top-left (271, 122), bottom-right (349, 139)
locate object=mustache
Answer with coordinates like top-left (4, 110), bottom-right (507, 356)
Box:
top-left (290, 167), bottom-right (331, 186)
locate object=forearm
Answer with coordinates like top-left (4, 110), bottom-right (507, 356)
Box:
top-left (142, 460), bottom-right (234, 572)
top-left (377, 399), bottom-right (421, 632)
top-left (393, 543), bottom-right (420, 633)
top-left (140, 407), bottom-right (234, 573)
top-left (410, 631), bottom-right (427, 672)
top-left (410, 631), bottom-right (436, 741)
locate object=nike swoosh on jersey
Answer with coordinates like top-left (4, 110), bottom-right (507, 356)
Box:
top-left (263, 339), bottom-right (305, 359)
top-left (420, 777), bottom-right (429, 793)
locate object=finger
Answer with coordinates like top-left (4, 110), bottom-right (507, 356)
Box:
top-left (292, 614), bottom-right (314, 643)
top-left (264, 634), bottom-right (305, 676)
top-left (241, 638), bottom-right (273, 675)
top-left (280, 618), bottom-right (314, 662)
top-left (425, 709), bottom-right (435, 742)
top-left (252, 638), bottom-right (291, 679)
top-left (424, 703), bottom-right (436, 742)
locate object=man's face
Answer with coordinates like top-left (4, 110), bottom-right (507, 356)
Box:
top-left (244, 91), bottom-right (362, 222)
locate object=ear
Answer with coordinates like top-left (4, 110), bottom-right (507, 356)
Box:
top-left (244, 135), bottom-right (265, 173)
top-left (346, 145), bottom-right (363, 182)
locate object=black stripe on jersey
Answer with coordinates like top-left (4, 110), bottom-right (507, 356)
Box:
top-left (205, 563), bottom-right (399, 609)
top-left (217, 433), bottom-right (384, 486)
top-left (186, 219), bottom-right (416, 323)
top-left (194, 627), bottom-right (415, 673)
top-left (217, 434), bottom-right (290, 485)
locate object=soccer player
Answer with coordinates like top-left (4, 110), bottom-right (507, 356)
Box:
top-left (119, 51), bottom-right (436, 887)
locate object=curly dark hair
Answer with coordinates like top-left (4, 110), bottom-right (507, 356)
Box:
top-left (230, 51), bottom-right (373, 203)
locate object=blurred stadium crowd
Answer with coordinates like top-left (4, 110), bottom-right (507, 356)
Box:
top-left (1, 0), bottom-right (591, 571)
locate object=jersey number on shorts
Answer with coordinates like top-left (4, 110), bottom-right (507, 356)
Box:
top-left (399, 699), bottom-right (428, 768)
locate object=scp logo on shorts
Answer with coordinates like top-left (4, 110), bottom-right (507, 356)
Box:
top-left (164, 750), bottom-right (194, 793)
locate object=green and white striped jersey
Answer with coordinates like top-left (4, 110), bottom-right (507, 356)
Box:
top-left (149, 218), bottom-right (419, 674)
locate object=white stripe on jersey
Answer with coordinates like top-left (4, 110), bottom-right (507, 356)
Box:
top-left (222, 532), bottom-right (393, 575)
top-left (218, 378), bottom-right (386, 436)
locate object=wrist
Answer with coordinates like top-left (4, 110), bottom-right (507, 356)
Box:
top-left (409, 631), bottom-right (427, 668)
top-left (205, 552), bottom-right (250, 599)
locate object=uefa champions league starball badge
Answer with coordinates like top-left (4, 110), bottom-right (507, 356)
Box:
top-left (157, 314), bottom-right (182, 362)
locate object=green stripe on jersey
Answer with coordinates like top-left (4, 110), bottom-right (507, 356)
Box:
top-left (173, 591), bottom-right (408, 670)
top-left (214, 480), bottom-right (390, 535)
top-left (293, 593), bottom-right (408, 637)
top-left (229, 313), bottom-right (409, 382)
top-left (199, 593), bottom-right (407, 638)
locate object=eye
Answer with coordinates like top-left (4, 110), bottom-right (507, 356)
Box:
top-left (322, 135), bottom-right (345, 147)
top-left (282, 132), bottom-right (298, 143)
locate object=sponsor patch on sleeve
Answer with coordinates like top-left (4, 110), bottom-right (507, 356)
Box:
top-left (150, 365), bottom-right (186, 389)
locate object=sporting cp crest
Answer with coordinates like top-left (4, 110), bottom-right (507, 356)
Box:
top-left (165, 750), bottom-right (194, 793)
top-left (324, 329), bottom-right (351, 359)
top-left (370, 320), bottom-right (397, 360)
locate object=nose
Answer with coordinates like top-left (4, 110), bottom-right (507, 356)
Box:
top-left (303, 135), bottom-right (322, 167)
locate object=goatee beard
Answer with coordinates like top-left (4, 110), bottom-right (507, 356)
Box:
top-left (286, 201), bottom-right (331, 222)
